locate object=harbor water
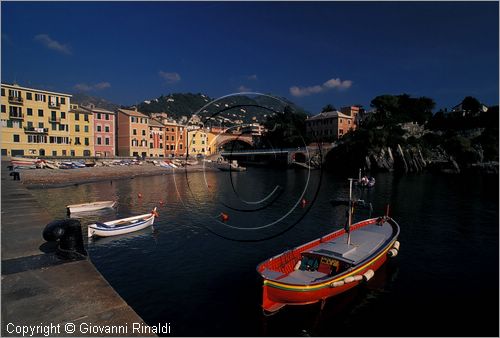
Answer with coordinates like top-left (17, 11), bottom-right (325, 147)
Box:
top-left (31, 168), bottom-right (499, 336)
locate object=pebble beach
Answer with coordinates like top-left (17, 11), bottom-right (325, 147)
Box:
top-left (18, 163), bottom-right (218, 189)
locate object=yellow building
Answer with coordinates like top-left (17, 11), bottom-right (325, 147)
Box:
top-left (1, 83), bottom-right (74, 157)
top-left (68, 104), bottom-right (94, 156)
top-left (187, 128), bottom-right (208, 156)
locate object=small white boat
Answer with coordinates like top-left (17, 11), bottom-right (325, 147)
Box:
top-left (67, 200), bottom-right (117, 214)
top-left (88, 208), bottom-right (158, 238)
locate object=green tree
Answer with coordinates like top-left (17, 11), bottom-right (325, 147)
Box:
top-left (461, 96), bottom-right (481, 115)
top-left (321, 104), bottom-right (335, 112)
top-left (263, 105), bottom-right (308, 148)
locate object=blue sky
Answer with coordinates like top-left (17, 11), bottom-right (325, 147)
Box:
top-left (2, 1), bottom-right (498, 113)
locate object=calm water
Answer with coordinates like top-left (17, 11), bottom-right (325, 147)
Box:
top-left (32, 168), bottom-right (499, 336)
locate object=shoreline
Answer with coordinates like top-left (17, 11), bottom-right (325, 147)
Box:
top-left (18, 164), bottom-right (220, 189)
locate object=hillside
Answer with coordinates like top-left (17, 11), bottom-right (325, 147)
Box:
top-left (70, 92), bottom-right (120, 111)
top-left (137, 93), bottom-right (309, 125)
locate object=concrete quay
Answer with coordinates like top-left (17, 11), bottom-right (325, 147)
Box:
top-left (1, 162), bottom-right (154, 336)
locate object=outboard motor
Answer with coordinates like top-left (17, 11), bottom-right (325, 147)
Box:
top-left (43, 219), bottom-right (87, 260)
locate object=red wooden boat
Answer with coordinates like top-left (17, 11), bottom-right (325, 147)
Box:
top-left (256, 179), bottom-right (401, 314)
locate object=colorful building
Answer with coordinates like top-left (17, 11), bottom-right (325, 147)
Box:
top-left (305, 110), bottom-right (356, 141)
top-left (116, 108), bottom-right (149, 158)
top-left (68, 104), bottom-right (94, 156)
top-left (187, 127), bottom-right (208, 156)
top-left (1, 83), bottom-right (73, 157)
top-left (82, 105), bottom-right (115, 157)
top-left (148, 119), bottom-right (165, 158)
top-left (164, 122), bottom-right (186, 157)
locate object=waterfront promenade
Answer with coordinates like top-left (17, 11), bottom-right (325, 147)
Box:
top-left (1, 162), bottom-right (154, 336)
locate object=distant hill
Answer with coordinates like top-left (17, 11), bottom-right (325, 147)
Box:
top-left (70, 92), bottom-right (120, 111)
top-left (70, 92), bottom-right (309, 125)
top-left (137, 92), bottom-right (309, 125)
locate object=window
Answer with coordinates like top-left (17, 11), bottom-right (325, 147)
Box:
top-left (97, 125), bottom-right (102, 132)
top-left (62, 150), bottom-right (67, 156)
top-left (51, 123), bottom-right (57, 131)
top-left (97, 113), bottom-right (101, 120)
top-left (150, 143), bottom-right (153, 149)
top-left (61, 112), bottom-right (66, 119)
top-left (38, 109), bottom-right (44, 117)
top-left (35, 93), bottom-right (46, 102)
top-left (70, 150), bottom-right (75, 157)
top-left (84, 138), bottom-right (89, 146)
top-left (1, 88), bottom-right (4, 96)
top-left (1, 105), bottom-right (5, 113)
top-left (51, 111), bottom-right (57, 120)
top-left (38, 122), bottom-right (44, 128)
top-left (52, 150), bottom-right (57, 156)
top-left (26, 92), bottom-right (32, 100)
top-left (170, 145), bottom-right (174, 150)
top-left (84, 114), bottom-right (89, 122)
top-left (75, 137), bottom-right (81, 145)
top-left (171, 136), bottom-right (175, 141)
top-left (97, 137), bottom-right (102, 145)
top-left (61, 98), bottom-right (65, 105)
top-left (84, 126), bottom-right (89, 133)
top-left (105, 138), bottom-right (110, 145)
top-left (13, 135), bottom-right (20, 142)
top-left (75, 125), bottom-right (80, 132)
top-left (131, 117), bottom-right (136, 123)
top-left (133, 129), bottom-right (137, 135)
top-left (179, 144), bottom-right (183, 150)
top-left (27, 108), bottom-right (33, 116)
top-left (27, 122), bottom-right (33, 128)
top-left (105, 126), bottom-right (110, 132)
top-left (192, 140), bottom-right (196, 144)
top-left (142, 130), bottom-right (146, 136)
top-left (105, 114), bottom-right (109, 120)
top-left (75, 113), bottom-right (80, 121)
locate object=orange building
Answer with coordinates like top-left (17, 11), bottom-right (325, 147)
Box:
top-left (116, 108), bottom-right (149, 157)
top-left (306, 110), bottom-right (356, 140)
top-left (163, 122), bottom-right (187, 157)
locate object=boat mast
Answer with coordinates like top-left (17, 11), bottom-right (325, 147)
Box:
top-left (347, 178), bottom-right (354, 246)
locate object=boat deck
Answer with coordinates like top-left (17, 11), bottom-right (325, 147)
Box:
top-left (265, 220), bottom-right (395, 285)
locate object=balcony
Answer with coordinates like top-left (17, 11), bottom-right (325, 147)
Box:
top-left (9, 113), bottom-right (24, 120)
top-left (48, 117), bottom-right (61, 123)
top-left (8, 96), bottom-right (24, 105)
top-left (48, 102), bottom-right (61, 109)
top-left (24, 127), bottom-right (49, 134)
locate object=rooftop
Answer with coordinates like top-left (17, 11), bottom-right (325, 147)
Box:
top-left (1, 82), bottom-right (72, 97)
top-left (117, 108), bottom-right (148, 118)
top-left (307, 111), bottom-right (353, 121)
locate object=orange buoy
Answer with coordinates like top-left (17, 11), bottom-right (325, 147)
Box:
top-left (301, 198), bottom-right (307, 208)
top-left (220, 212), bottom-right (229, 222)
top-left (138, 193), bottom-right (142, 198)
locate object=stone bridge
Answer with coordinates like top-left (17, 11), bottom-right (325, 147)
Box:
top-left (209, 132), bottom-right (254, 154)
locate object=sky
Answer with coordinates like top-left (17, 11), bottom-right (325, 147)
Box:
top-left (1, 1), bottom-right (499, 114)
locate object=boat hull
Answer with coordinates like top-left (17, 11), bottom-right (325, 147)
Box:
top-left (67, 201), bottom-right (116, 213)
top-left (257, 218), bottom-right (400, 313)
top-left (88, 213), bottom-right (155, 237)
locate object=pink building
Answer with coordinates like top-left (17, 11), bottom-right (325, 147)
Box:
top-left (83, 105), bottom-right (116, 157)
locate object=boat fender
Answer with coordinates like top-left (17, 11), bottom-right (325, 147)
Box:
top-left (329, 281), bottom-right (345, 288)
top-left (42, 219), bottom-right (87, 260)
top-left (344, 276), bottom-right (355, 284)
top-left (393, 241), bottom-right (400, 251)
top-left (353, 275), bottom-right (363, 282)
top-left (362, 269), bottom-right (375, 282)
top-left (294, 261), bottom-right (301, 271)
top-left (388, 249), bottom-right (398, 257)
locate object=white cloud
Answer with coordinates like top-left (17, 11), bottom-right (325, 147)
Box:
top-left (74, 82), bottom-right (111, 92)
top-left (290, 77), bottom-right (353, 97)
top-left (159, 71), bottom-right (181, 83)
top-left (34, 34), bottom-right (71, 55)
top-left (247, 74), bottom-right (258, 80)
top-left (237, 85), bottom-right (251, 92)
